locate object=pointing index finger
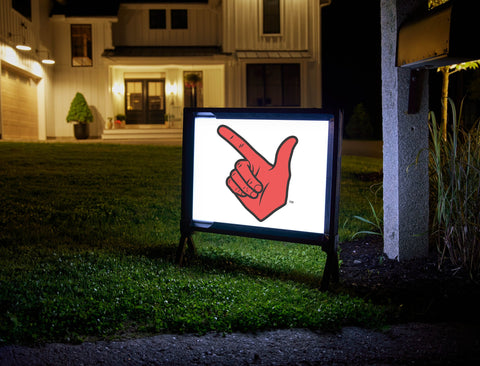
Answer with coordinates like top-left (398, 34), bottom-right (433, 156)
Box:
top-left (217, 125), bottom-right (260, 163)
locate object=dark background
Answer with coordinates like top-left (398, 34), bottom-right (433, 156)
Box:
top-left (322, 0), bottom-right (480, 139)
top-left (322, 0), bottom-right (382, 140)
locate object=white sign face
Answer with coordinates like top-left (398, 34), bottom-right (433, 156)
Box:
top-left (192, 117), bottom-right (331, 234)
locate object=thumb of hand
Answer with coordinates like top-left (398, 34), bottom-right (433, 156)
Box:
top-left (273, 136), bottom-right (298, 172)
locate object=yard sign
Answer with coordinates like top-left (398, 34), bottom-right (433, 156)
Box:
top-left (178, 108), bottom-right (342, 289)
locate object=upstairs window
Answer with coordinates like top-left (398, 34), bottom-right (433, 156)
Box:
top-left (149, 9), bottom-right (166, 29)
top-left (171, 9), bottom-right (188, 29)
top-left (263, 0), bottom-right (280, 34)
top-left (71, 24), bottom-right (92, 67)
top-left (12, 0), bottom-right (31, 21)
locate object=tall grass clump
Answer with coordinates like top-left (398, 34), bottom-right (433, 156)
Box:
top-left (429, 99), bottom-right (480, 279)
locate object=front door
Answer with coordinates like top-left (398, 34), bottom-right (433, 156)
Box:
top-left (125, 79), bottom-right (165, 124)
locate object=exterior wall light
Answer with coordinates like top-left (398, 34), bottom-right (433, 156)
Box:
top-left (15, 42), bottom-right (31, 51)
top-left (41, 56), bottom-right (55, 65)
top-left (9, 23), bottom-right (32, 51)
top-left (112, 82), bottom-right (125, 95)
top-left (166, 82), bottom-right (178, 96)
top-left (37, 50), bottom-right (55, 64)
top-left (8, 32), bottom-right (31, 51)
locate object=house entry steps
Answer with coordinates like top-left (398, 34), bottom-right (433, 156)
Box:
top-left (102, 127), bottom-right (182, 143)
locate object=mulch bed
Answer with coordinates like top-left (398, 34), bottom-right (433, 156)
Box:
top-left (337, 236), bottom-right (480, 323)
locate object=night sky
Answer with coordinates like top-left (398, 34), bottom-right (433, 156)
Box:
top-left (322, 0), bottom-right (382, 139)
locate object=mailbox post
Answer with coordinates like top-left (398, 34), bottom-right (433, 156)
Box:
top-left (381, 0), bottom-right (430, 261)
top-left (381, 0), bottom-right (480, 261)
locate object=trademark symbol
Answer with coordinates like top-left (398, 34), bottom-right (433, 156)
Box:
top-left (289, 200), bottom-right (294, 204)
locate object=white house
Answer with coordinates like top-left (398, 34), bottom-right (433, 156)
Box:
top-left (0, 0), bottom-right (330, 141)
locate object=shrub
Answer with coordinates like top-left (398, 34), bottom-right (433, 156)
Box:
top-left (66, 93), bottom-right (93, 124)
top-left (429, 99), bottom-right (480, 279)
top-left (345, 103), bottom-right (374, 140)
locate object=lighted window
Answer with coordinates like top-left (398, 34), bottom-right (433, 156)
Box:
top-left (150, 9), bottom-right (166, 29)
top-left (71, 25), bottom-right (92, 67)
top-left (263, 0), bottom-right (280, 34)
top-left (12, 0), bottom-right (31, 20)
top-left (171, 9), bottom-right (188, 29)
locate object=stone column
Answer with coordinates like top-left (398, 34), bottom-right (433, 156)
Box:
top-left (381, 0), bottom-right (429, 260)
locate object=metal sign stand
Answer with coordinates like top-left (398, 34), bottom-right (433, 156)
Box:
top-left (320, 243), bottom-right (339, 290)
top-left (176, 231), bottom-right (196, 265)
top-left (320, 109), bottom-right (343, 290)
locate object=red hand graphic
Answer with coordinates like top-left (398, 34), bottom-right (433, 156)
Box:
top-left (218, 125), bottom-right (298, 221)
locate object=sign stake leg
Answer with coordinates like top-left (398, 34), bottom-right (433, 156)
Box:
top-left (176, 234), bottom-right (197, 266)
top-left (320, 249), bottom-right (339, 291)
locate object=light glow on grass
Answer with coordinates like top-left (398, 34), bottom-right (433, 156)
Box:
top-left (0, 143), bottom-right (384, 344)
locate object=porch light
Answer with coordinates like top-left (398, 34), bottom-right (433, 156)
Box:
top-left (41, 55), bottom-right (55, 65)
top-left (37, 50), bottom-right (55, 64)
top-left (8, 32), bottom-right (31, 51)
top-left (9, 23), bottom-right (32, 51)
top-left (16, 42), bottom-right (31, 51)
top-left (167, 82), bottom-right (178, 95)
top-left (112, 83), bottom-right (124, 95)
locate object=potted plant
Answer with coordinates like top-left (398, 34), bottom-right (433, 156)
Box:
top-left (115, 114), bottom-right (126, 128)
top-left (66, 92), bottom-right (93, 139)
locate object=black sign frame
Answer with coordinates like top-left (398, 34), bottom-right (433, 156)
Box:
top-left (178, 108), bottom-right (342, 289)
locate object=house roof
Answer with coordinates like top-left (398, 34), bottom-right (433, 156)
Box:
top-left (50, 0), bottom-right (209, 17)
top-left (236, 51), bottom-right (312, 59)
top-left (119, 1), bottom-right (208, 3)
top-left (102, 46), bottom-right (225, 58)
top-left (51, 0), bottom-right (120, 17)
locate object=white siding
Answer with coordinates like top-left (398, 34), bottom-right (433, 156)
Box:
top-left (223, 0), bottom-right (312, 52)
top-left (222, 0), bottom-right (324, 108)
top-left (203, 67), bottom-right (225, 107)
top-left (113, 5), bottom-right (220, 46)
top-left (51, 19), bottom-right (112, 137)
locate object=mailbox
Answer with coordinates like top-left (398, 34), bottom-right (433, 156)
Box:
top-left (397, 1), bottom-right (480, 68)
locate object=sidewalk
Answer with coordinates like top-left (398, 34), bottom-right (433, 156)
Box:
top-left (1, 323), bottom-right (479, 365)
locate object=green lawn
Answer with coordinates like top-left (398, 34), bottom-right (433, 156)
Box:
top-left (0, 142), bottom-right (383, 344)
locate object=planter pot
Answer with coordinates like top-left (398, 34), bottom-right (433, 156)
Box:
top-left (74, 123), bottom-right (89, 140)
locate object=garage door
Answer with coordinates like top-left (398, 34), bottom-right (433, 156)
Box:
top-left (1, 64), bottom-right (38, 140)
